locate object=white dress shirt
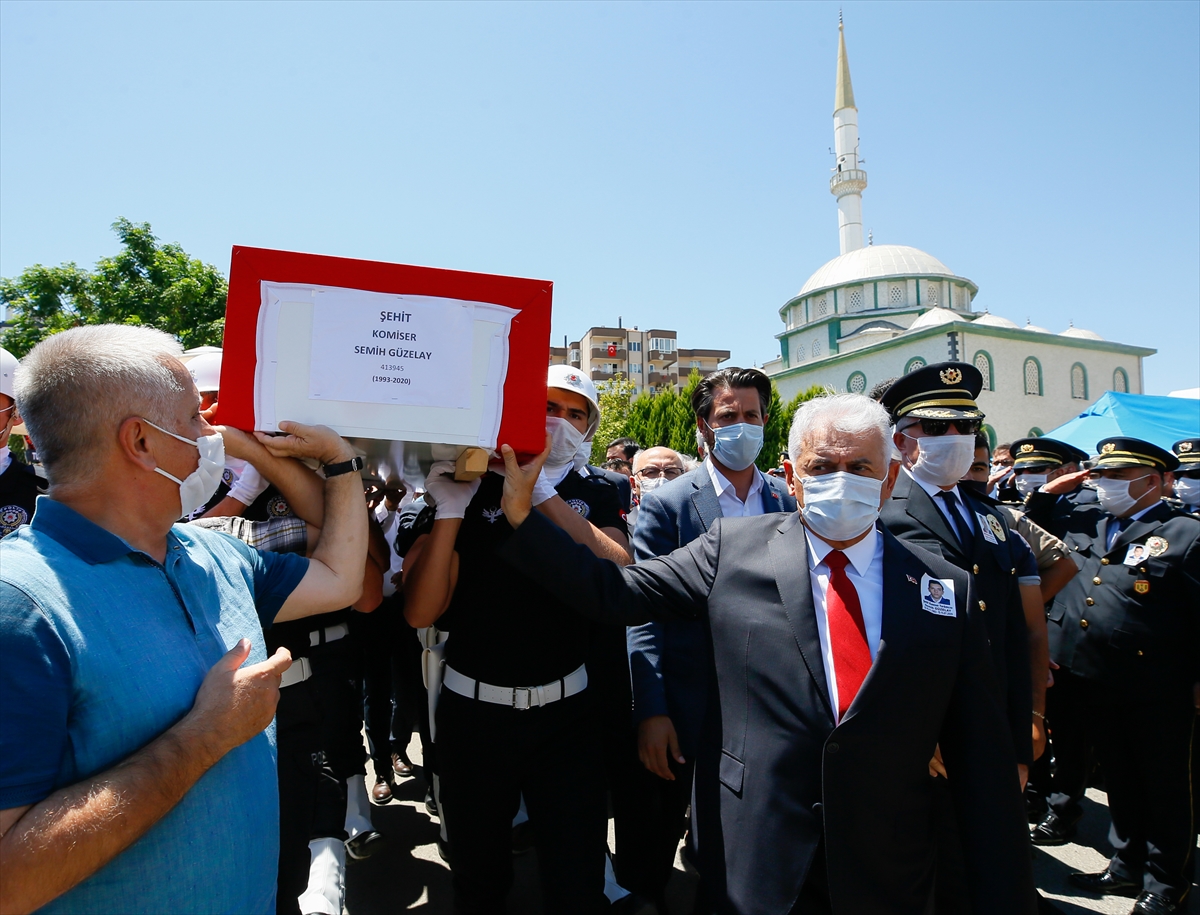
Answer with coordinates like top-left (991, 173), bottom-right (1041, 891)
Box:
top-left (374, 493), bottom-right (413, 596)
top-left (907, 469), bottom-right (974, 541)
top-left (1106, 502), bottom-right (1157, 551)
top-left (804, 524), bottom-right (885, 720)
top-left (706, 458), bottom-right (765, 518)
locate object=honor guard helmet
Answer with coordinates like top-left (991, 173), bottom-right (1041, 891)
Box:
top-left (0, 346), bottom-right (16, 400)
top-left (1092, 437), bottom-right (1179, 473)
top-left (879, 362), bottom-right (985, 423)
top-left (187, 351), bottom-right (222, 394)
top-left (1010, 437), bottom-right (1089, 472)
top-left (547, 364), bottom-right (600, 440)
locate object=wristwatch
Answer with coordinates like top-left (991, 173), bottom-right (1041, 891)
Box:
top-left (322, 455), bottom-right (365, 478)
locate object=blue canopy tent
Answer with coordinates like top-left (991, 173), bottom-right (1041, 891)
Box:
top-left (1044, 392), bottom-right (1200, 456)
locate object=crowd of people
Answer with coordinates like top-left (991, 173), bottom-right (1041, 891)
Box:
top-left (0, 327), bottom-right (1196, 915)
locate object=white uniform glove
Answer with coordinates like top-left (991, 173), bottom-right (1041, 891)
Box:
top-left (531, 469), bottom-right (560, 507)
top-left (423, 461), bottom-right (481, 519)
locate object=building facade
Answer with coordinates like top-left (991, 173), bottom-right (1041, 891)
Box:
top-left (763, 20), bottom-right (1154, 446)
top-left (551, 324), bottom-right (730, 395)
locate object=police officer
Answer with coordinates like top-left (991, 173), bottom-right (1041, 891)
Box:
top-left (402, 367), bottom-right (630, 915)
top-left (0, 346), bottom-right (45, 538)
top-left (879, 363), bottom-right (1035, 915)
top-left (1015, 437), bottom-right (1098, 539)
top-left (1041, 438), bottom-right (1199, 915)
top-left (1169, 438), bottom-right (1200, 515)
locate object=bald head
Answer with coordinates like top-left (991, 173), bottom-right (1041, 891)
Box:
top-left (632, 446), bottom-right (685, 499)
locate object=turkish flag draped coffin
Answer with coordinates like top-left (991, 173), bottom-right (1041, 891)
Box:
top-left (216, 246), bottom-right (552, 483)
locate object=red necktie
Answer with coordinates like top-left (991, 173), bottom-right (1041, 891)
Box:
top-left (825, 550), bottom-right (871, 720)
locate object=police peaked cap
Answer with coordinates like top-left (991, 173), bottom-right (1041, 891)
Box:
top-left (879, 362), bottom-right (985, 422)
top-left (1171, 438), bottom-right (1200, 466)
top-left (1092, 436), bottom-right (1179, 473)
top-left (1010, 437), bottom-right (1088, 471)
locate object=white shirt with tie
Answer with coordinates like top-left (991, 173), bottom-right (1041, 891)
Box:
top-left (706, 458), bottom-right (766, 518)
top-left (908, 469), bottom-right (974, 542)
top-left (804, 524), bottom-right (885, 720)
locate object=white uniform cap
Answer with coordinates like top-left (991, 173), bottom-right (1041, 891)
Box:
top-left (187, 351), bottom-right (222, 393)
top-left (547, 364), bottom-right (600, 440)
top-left (0, 346), bottom-right (17, 400)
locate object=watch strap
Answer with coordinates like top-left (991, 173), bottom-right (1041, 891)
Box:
top-left (323, 456), bottom-right (364, 478)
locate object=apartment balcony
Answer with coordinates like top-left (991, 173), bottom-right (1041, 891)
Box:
top-left (590, 369), bottom-right (614, 382)
top-left (591, 346), bottom-right (626, 361)
top-left (647, 371), bottom-right (678, 387)
top-left (648, 350), bottom-right (678, 365)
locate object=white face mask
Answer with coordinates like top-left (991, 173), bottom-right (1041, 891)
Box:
top-left (905, 432), bottom-right (977, 489)
top-left (546, 416), bottom-right (585, 467)
top-left (1175, 477), bottom-right (1200, 506)
top-left (1093, 475), bottom-right (1150, 518)
top-left (144, 418), bottom-right (226, 519)
top-left (1014, 473), bottom-right (1047, 497)
top-left (639, 475), bottom-right (668, 497)
top-left (799, 472), bottom-right (885, 542)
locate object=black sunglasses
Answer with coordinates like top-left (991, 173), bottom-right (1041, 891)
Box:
top-left (915, 418), bottom-right (982, 436)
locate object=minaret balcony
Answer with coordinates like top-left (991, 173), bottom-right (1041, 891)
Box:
top-left (830, 169), bottom-right (868, 197)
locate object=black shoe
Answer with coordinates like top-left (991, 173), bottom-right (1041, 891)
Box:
top-left (1132, 893), bottom-right (1181, 914)
top-left (345, 829), bottom-right (385, 860)
top-left (1068, 868), bottom-right (1141, 897)
top-left (424, 790), bottom-right (439, 818)
top-left (1030, 811), bottom-right (1079, 845)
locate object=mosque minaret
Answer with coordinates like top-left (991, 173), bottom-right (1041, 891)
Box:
top-left (763, 17), bottom-right (1153, 443)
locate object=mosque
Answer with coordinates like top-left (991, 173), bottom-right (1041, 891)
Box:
top-left (763, 21), bottom-right (1155, 447)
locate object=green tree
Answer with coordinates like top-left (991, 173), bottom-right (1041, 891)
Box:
top-left (590, 372), bottom-right (637, 464)
top-left (0, 218), bottom-right (227, 357)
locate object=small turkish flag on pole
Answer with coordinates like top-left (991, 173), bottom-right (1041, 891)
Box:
top-left (607, 344), bottom-right (617, 357)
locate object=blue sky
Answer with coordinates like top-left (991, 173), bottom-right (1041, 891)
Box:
top-left (2, 1), bottom-right (1197, 394)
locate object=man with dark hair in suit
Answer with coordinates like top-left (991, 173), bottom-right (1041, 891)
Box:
top-left (623, 366), bottom-right (794, 906)
top-left (494, 391), bottom-right (1036, 915)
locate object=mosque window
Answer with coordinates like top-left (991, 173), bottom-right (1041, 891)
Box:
top-left (848, 289), bottom-right (864, 312)
top-left (796, 343), bottom-right (805, 360)
top-left (816, 296), bottom-right (828, 317)
top-left (904, 357), bottom-right (926, 374)
top-left (1070, 363), bottom-right (1088, 400)
top-left (847, 371), bottom-right (867, 393)
top-left (889, 284), bottom-right (905, 306)
top-left (812, 339), bottom-right (822, 357)
top-left (1023, 357), bottom-right (1042, 396)
top-left (973, 351), bottom-right (994, 391)
top-left (954, 286), bottom-right (968, 309)
top-left (926, 283), bottom-right (939, 307)
top-left (1113, 367), bottom-right (1129, 393)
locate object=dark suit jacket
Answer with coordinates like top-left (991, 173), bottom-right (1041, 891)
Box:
top-left (503, 512), bottom-right (1036, 915)
top-left (880, 471), bottom-right (1033, 765)
top-left (628, 466), bottom-right (794, 755)
top-left (587, 464), bottom-right (631, 514)
top-left (1045, 499), bottom-right (1200, 684)
top-left (1024, 486), bottom-right (1101, 541)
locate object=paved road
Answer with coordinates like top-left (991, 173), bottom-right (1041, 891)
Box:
top-left (342, 737), bottom-right (1195, 914)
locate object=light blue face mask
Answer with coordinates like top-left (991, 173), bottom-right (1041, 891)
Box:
top-left (705, 421), bottom-right (764, 472)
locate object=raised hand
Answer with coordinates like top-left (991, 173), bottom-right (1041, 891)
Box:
top-left (253, 421), bottom-right (355, 466)
top-left (1042, 469), bottom-right (1089, 496)
top-left (499, 435), bottom-right (552, 528)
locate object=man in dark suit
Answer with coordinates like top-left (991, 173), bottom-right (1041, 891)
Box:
top-left (1169, 438), bottom-right (1200, 516)
top-left (496, 392), bottom-right (1036, 915)
top-left (1036, 438), bottom-right (1199, 915)
top-left (1017, 437), bottom-right (1100, 541)
top-left (624, 367), bottom-right (794, 905)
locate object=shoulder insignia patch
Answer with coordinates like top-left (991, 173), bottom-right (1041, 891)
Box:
top-left (266, 495), bottom-right (293, 518)
top-left (566, 498), bottom-right (591, 518)
top-left (0, 504), bottom-right (30, 537)
top-left (222, 467), bottom-right (235, 486)
top-left (1133, 580), bottom-right (1150, 595)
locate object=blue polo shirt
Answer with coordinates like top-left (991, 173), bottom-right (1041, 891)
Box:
top-left (0, 497), bottom-right (309, 915)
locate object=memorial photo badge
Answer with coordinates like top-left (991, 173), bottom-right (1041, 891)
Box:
top-left (1123, 543), bottom-right (1148, 566)
top-left (920, 574), bottom-right (956, 617)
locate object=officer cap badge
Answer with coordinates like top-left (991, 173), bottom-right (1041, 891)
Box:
top-left (939, 368), bottom-right (962, 385)
top-left (1101, 443), bottom-right (1116, 453)
top-left (1019, 443), bottom-right (1035, 453)
top-left (1182, 442), bottom-right (1194, 453)
top-left (1134, 580), bottom-right (1150, 594)
top-left (1145, 535), bottom-right (1168, 557)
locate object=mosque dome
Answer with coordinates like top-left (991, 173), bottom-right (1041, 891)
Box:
top-left (1059, 325), bottom-right (1104, 340)
top-left (798, 244), bottom-right (975, 298)
top-left (907, 307), bottom-right (960, 331)
top-left (971, 312), bottom-right (1019, 329)
top-left (1023, 321), bottom-right (1052, 334)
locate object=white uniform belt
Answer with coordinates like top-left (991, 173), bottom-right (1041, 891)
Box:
top-left (442, 664), bottom-right (587, 710)
top-left (309, 622), bottom-right (348, 647)
top-left (280, 656), bottom-right (313, 689)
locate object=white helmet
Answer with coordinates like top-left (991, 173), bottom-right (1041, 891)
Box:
top-left (187, 351), bottom-right (222, 393)
top-left (0, 346), bottom-right (17, 400)
top-left (547, 364), bottom-right (600, 440)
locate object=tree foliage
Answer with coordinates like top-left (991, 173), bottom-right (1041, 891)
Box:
top-left (0, 218), bottom-right (227, 357)
top-left (589, 367), bottom-right (828, 472)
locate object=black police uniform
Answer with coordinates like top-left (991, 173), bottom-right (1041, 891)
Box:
top-left (1171, 438), bottom-right (1200, 517)
top-left (1044, 438), bottom-right (1199, 907)
top-left (436, 469), bottom-right (625, 915)
top-left (0, 455), bottom-right (45, 538)
top-left (879, 363), bottom-right (1032, 915)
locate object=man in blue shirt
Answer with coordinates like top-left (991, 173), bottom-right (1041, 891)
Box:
top-left (0, 325), bottom-right (368, 915)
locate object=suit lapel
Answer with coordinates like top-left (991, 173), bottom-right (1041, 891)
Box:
top-left (1107, 503), bottom-right (1171, 557)
top-left (691, 476), bottom-right (723, 533)
top-left (896, 471), bottom-right (967, 561)
top-left (766, 515), bottom-right (835, 723)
